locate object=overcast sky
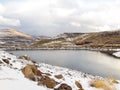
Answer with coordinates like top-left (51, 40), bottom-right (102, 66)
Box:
top-left (0, 0), bottom-right (120, 36)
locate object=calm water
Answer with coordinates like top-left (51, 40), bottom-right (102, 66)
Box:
top-left (8, 50), bottom-right (120, 79)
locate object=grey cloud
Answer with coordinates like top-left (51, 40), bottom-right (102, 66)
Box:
top-left (2, 0), bottom-right (120, 36)
top-left (0, 3), bottom-right (20, 27)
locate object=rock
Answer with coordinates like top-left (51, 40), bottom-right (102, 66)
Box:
top-left (83, 74), bottom-right (87, 78)
top-left (38, 76), bottom-right (58, 89)
top-left (22, 65), bottom-right (42, 81)
top-left (18, 55), bottom-right (30, 60)
top-left (107, 78), bottom-right (119, 84)
top-left (9, 53), bottom-right (13, 55)
top-left (55, 83), bottom-right (72, 90)
top-left (55, 74), bottom-right (63, 79)
top-left (44, 73), bottom-right (51, 76)
top-left (75, 81), bottom-right (84, 90)
top-left (36, 70), bottom-right (42, 76)
top-left (7, 58), bottom-right (11, 60)
top-left (0, 60), bottom-right (2, 64)
top-left (2, 59), bottom-right (9, 64)
top-left (32, 60), bottom-right (36, 63)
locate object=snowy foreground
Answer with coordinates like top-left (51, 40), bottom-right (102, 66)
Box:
top-left (0, 51), bottom-right (120, 90)
top-left (113, 51), bottom-right (120, 58)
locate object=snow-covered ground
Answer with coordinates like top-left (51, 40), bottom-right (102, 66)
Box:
top-left (113, 51), bottom-right (120, 58)
top-left (0, 50), bottom-right (120, 90)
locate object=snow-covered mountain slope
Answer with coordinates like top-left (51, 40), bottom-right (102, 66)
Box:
top-left (0, 50), bottom-right (120, 90)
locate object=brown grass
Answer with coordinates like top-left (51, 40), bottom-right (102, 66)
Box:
top-left (32, 37), bottom-right (65, 47)
top-left (74, 30), bottom-right (120, 48)
top-left (90, 78), bottom-right (118, 90)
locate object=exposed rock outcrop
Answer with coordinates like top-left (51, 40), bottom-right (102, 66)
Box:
top-left (2, 59), bottom-right (9, 64)
top-left (22, 65), bottom-right (42, 81)
top-left (38, 76), bottom-right (58, 89)
top-left (55, 74), bottom-right (63, 79)
top-left (55, 83), bottom-right (72, 90)
top-left (75, 81), bottom-right (84, 90)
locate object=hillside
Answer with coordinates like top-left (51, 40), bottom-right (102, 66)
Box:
top-left (0, 29), bottom-right (33, 38)
top-left (0, 50), bottom-right (120, 90)
top-left (0, 29), bottom-right (35, 50)
top-left (0, 29), bottom-right (119, 50)
top-left (74, 30), bottom-right (120, 48)
top-left (6, 29), bottom-right (33, 38)
top-left (31, 30), bottom-right (120, 49)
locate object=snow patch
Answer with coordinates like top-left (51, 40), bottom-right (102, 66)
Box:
top-left (113, 51), bottom-right (120, 58)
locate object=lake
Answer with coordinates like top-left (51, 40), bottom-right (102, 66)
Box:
top-left (8, 50), bottom-right (120, 79)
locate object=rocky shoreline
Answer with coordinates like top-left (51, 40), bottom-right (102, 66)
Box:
top-left (0, 50), bottom-right (120, 90)
top-left (5, 47), bottom-right (120, 51)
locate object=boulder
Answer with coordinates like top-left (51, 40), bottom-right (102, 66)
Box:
top-left (18, 55), bottom-right (30, 60)
top-left (55, 83), bottom-right (72, 90)
top-left (22, 65), bottom-right (42, 81)
top-left (38, 76), bottom-right (58, 89)
top-left (2, 59), bottom-right (9, 64)
top-left (55, 74), bottom-right (63, 79)
top-left (75, 81), bottom-right (84, 90)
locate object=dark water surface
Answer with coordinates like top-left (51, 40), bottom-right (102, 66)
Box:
top-left (8, 50), bottom-right (120, 79)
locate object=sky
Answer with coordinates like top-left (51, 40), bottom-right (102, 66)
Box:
top-left (0, 0), bottom-right (120, 36)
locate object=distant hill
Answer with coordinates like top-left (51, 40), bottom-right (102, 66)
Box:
top-left (74, 30), bottom-right (120, 48)
top-left (31, 30), bottom-right (120, 49)
top-left (56, 33), bottom-right (85, 38)
top-left (0, 29), bottom-right (33, 38)
top-left (1, 28), bottom-right (119, 50)
top-left (0, 29), bottom-right (35, 50)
